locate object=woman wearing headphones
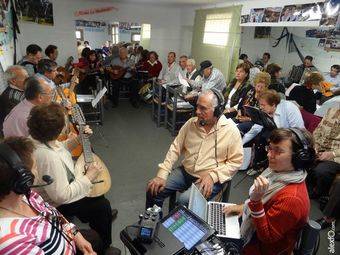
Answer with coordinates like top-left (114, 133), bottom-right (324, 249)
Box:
top-left (224, 128), bottom-right (316, 255)
top-left (0, 137), bottom-right (96, 254)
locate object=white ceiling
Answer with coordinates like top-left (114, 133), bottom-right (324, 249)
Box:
top-left (90, 0), bottom-right (234, 6)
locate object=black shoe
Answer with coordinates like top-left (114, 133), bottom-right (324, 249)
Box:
top-left (316, 217), bottom-right (333, 230)
top-left (105, 246), bottom-right (121, 255)
top-left (111, 209), bottom-right (118, 222)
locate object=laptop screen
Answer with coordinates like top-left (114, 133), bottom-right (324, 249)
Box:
top-left (188, 184), bottom-right (207, 220)
top-left (162, 207), bottom-right (209, 250)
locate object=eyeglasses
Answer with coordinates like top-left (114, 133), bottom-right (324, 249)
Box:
top-left (265, 145), bottom-right (287, 155)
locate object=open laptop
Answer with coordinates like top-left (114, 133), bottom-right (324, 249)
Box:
top-left (188, 183), bottom-right (241, 239)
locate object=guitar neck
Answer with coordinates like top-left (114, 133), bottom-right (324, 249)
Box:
top-left (78, 125), bottom-right (93, 164)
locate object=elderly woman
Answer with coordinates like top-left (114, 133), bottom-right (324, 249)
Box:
top-left (27, 102), bottom-right (119, 254)
top-left (266, 63), bottom-right (286, 95)
top-left (224, 128), bottom-right (315, 255)
top-left (142, 51), bottom-right (162, 78)
top-left (0, 137), bottom-right (96, 255)
top-left (224, 63), bottom-right (251, 118)
top-left (236, 71), bottom-right (271, 136)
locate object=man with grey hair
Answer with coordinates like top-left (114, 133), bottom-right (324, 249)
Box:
top-left (185, 60), bottom-right (226, 102)
top-left (0, 65), bottom-right (29, 133)
top-left (3, 77), bottom-right (54, 137)
top-left (146, 89), bottom-right (243, 209)
top-left (35, 59), bottom-right (58, 89)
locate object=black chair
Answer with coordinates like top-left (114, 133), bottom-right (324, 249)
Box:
top-left (168, 180), bottom-right (232, 212)
top-left (293, 220), bottom-right (321, 255)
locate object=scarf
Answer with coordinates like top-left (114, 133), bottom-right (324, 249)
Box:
top-left (241, 168), bottom-right (307, 245)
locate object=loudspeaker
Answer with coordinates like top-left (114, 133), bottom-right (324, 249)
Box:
top-left (210, 88), bottom-right (225, 118)
top-left (0, 143), bottom-right (34, 195)
top-left (289, 128), bottom-right (316, 170)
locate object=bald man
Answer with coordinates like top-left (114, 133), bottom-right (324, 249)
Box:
top-left (0, 65), bottom-right (29, 133)
top-left (109, 47), bottom-right (139, 108)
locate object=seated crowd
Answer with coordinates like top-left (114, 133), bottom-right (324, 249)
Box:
top-left (0, 40), bottom-right (339, 255)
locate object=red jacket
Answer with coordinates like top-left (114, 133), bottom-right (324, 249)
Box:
top-left (142, 60), bottom-right (162, 78)
top-left (243, 182), bottom-right (310, 255)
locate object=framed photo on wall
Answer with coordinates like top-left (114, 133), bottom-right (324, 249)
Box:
top-left (254, 27), bottom-right (271, 39)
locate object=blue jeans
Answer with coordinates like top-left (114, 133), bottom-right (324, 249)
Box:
top-left (146, 166), bottom-right (223, 209)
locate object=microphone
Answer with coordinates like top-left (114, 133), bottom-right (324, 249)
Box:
top-left (30, 175), bottom-right (54, 188)
top-left (199, 120), bottom-right (207, 126)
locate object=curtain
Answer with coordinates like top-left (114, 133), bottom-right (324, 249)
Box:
top-left (191, 6), bottom-right (242, 82)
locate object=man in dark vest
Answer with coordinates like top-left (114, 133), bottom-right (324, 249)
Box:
top-left (18, 44), bottom-right (43, 76)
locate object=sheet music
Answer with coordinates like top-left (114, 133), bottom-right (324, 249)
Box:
top-left (92, 87), bottom-right (107, 107)
top-left (178, 73), bottom-right (190, 87)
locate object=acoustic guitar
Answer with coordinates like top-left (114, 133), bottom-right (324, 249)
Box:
top-left (319, 81), bottom-right (334, 98)
top-left (55, 79), bottom-right (83, 158)
top-left (71, 104), bottom-right (112, 197)
top-left (106, 65), bottom-right (128, 80)
top-left (54, 67), bottom-right (79, 105)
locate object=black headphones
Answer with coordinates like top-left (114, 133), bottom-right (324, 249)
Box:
top-left (289, 128), bottom-right (316, 171)
top-left (210, 88), bottom-right (225, 118)
top-left (0, 143), bottom-right (35, 195)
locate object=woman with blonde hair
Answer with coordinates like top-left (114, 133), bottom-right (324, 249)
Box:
top-left (236, 72), bottom-right (271, 136)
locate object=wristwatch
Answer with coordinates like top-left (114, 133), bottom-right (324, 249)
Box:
top-left (64, 223), bottom-right (79, 238)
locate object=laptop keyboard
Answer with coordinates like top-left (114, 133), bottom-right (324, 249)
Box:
top-left (208, 203), bottom-right (226, 236)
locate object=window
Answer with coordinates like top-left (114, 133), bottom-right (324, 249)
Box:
top-left (141, 24), bottom-right (151, 39)
top-left (131, 33), bottom-right (141, 42)
top-left (75, 29), bottom-right (83, 41)
top-left (111, 24), bottom-right (119, 44)
top-left (203, 13), bottom-right (232, 46)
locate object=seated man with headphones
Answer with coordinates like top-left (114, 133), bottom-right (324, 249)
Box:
top-left (224, 128), bottom-right (315, 255)
top-left (146, 89), bottom-right (243, 209)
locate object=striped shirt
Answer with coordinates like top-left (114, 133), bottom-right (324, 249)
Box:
top-left (0, 191), bottom-right (76, 255)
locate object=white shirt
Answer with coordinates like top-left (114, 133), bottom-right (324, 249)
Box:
top-left (225, 88), bottom-right (237, 109)
top-left (324, 73), bottom-right (340, 92)
top-left (242, 100), bottom-right (305, 144)
top-left (158, 62), bottom-right (181, 84)
top-left (32, 139), bottom-right (93, 207)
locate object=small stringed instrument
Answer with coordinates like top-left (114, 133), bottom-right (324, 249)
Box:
top-left (71, 105), bottom-right (112, 197)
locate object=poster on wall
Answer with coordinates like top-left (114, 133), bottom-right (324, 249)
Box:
top-left (16, 0), bottom-right (53, 26)
top-left (254, 27), bottom-right (271, 39)
top-left (324, 39), bottom-right (340, 51)
top-left (119, 22), bottom-right (141, 31)
top-left (240, 15), bottom-right (250, 23)
top-left (279, 5), bottom-right (302, 22)
top-left (263, 7), bottom-right (282, 22)
top-left (299, 3), bottom-right (323, 21)
top-left (250, 8), bottom-right (265, 23)
top-left (75, 20), bottom-right (106, 28)
top-left (319, 0), bottom-right (339, 27)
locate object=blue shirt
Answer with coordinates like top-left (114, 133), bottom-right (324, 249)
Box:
top-left (242, 100), bottom-right (305, 144)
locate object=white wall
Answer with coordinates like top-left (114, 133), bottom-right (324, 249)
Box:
top-left (17, 0), bottom-right (195, 66)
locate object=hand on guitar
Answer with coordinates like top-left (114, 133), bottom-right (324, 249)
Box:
top-left (85, 162), bottom-right (103, 182)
